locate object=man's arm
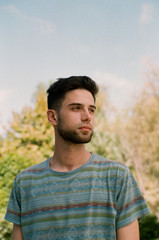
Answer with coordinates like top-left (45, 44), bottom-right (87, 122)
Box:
top-left (117, 219), bottom-right (139, 240)
top-left (12, 223), bottom-right (23, 240)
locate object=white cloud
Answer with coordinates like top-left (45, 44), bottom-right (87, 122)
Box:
top-left (0, 89), bottom-right (11, 106)
top-left (93, 71), bottom-right (141, 109)
top-left (94, 71), bottom-right (131, 88)
top-left (75, 44), bottom-right (92, 55)
top-left (31, 16), bottom-right (55, 34)
top-left (1, 4), bottom-right (55, 34)
top-left (0, 89), bottom-right (12, 135)
top-left (1, 4), bottom-right (19, 14)
top-left (140, 4), bottom-right (154, 24)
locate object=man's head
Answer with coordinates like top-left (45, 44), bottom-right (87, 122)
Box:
top-left (47, 76), bottom-right (99, 111)
top-left (47, 76), bottom-right (99, 144)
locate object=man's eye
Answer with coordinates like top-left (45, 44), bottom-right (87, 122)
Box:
top-left (72, 106), bottom-right (80, 110)
top-left (89, 109), bottom-right (95, 113)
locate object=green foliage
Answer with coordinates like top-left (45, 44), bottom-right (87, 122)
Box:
top-left (87, 131), bottom-right (126, 162)
top-left (0, 219), bottom-right (12, 240)
top-left (86, 92), bottom-right (126, 163)
top-left (0, 153), bottom-right (34, 240)
top-left (0, 153), bottom-right (34, 213)
top-left (0, 88), bottom-right (54, 239)
top-left (115, 68), bottom-right (159, 211)
top-left (139, 214), bottom-right (159, 240)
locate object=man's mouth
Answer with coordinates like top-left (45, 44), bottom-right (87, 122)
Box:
top-left (78, 125), bottom-right (92, 131)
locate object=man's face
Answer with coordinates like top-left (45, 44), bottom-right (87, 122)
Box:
top-left (57, 89), bottom-right (96, 144)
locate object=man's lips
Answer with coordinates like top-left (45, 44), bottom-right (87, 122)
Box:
top-left (78, 125), bottom-right (92, 131)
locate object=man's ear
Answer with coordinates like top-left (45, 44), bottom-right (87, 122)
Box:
top-left (47, 109), bottom-right (58, 126)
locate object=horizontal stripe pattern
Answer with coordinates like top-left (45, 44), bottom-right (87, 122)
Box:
top-left (5, 153), bottom-right (150, 240)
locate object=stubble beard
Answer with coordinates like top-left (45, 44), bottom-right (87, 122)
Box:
top-left (57, 115), bottom-right (93, 144)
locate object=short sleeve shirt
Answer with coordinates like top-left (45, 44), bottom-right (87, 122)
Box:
top-left (5, 153), bottom-right (150, 240)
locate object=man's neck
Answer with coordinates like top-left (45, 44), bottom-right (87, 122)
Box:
top-left (49, 141), bottom-right (91, 172)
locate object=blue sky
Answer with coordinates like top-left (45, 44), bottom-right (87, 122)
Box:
top-left (0, 0), bottom-right (159, 134)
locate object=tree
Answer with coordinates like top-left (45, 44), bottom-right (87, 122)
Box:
top-left (0, 85), bottom-right (54, 239)
top-left (86, 89), bottom-right (126, 163)
top-left (114, 64), bottom-right (159, 217)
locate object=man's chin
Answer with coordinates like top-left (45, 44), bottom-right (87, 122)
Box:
top-left (72, 134), bottom-right (93, 144)
top-left (58, 127), bottom-right (93, 144)
top-left (64, 134), bottom-right (93, 144)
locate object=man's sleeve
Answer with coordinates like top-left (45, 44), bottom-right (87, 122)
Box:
top-left (4, 177), bottom-right (21, 225)
top-left (116, 167), bottom-right (150, 229)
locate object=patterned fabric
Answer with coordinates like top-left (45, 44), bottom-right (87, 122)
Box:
top-left (5, 153), bottom-right (150, 240)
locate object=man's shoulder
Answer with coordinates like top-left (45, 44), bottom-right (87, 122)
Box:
top-left (15, 158), bottom-right (50, 181)
top-left (91, 153), bottom-right (129, 173)
top-left (92, 153), bottom-right (127, 167)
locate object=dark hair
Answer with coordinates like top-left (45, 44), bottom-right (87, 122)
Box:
top-left (47, 76), bottom-right (99, 110)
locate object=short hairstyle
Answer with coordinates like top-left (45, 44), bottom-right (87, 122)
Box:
top-left (47, 76), bottom-right (99, 110)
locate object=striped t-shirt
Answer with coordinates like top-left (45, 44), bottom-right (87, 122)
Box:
top-left (5, 153), bottom-right (150, 240)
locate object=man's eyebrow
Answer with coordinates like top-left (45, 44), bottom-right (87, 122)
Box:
top-left (90, 105), bottom-right (96, 109)
top-left (68, 103), bottom-right (96, 109)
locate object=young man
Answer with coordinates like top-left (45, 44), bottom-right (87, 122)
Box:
top-left (5, 76), bottom-right (150, 240)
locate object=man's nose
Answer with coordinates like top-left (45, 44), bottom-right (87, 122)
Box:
top-left (81, 109), bottom-right (91, 121)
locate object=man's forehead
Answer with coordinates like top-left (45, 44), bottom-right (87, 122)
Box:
top-left (63, 89), bottom-right (95, 104)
